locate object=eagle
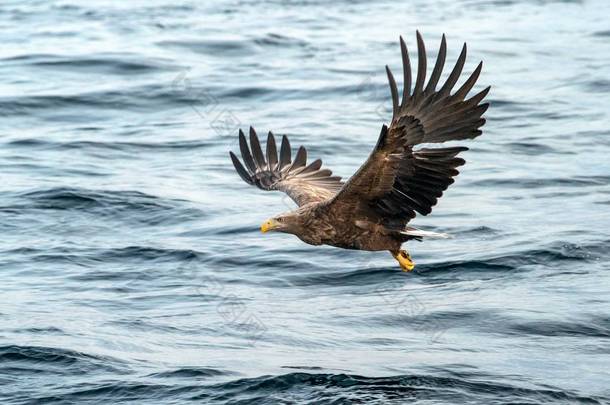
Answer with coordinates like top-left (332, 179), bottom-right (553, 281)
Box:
top-left (229, 32), bottom-right (489, 271)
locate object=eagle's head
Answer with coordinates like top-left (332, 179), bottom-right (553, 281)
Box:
top-left (260, 209), bottom-right (305, 235)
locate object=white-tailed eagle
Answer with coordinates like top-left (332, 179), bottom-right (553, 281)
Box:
top-left (230, 32), bottom-right (489, 271)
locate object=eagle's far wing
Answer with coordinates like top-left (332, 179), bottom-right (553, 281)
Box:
top-left (230, 127), bottom-right (343, 206)
top-left (329, 32), bottom-right (489, 229)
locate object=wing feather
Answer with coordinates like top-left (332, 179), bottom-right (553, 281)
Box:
top-left (279, 135), bottom-right (292, 169)
top-left (385, 66), bottom-right (399, 118)
top-left (424, 34), bottom-right (446, 94)
top-left (400, 36), bottom-right (412, 103)
top-left (291, 146), bottom-right (307, 170)
top-left (438, 43), bottom-right (467, 97)
top-left (249, 127), bottom-right (266, 168)
top-left (238, 129), bottom-right (256, 174)
top-left (329, 32), bottom-right (489, 227)
top-left (230, 129), bottom-right (343, 206)
top-left (412, 31), bottom-right (427, 97)
top-left (266, 131), bottom-right (278, 170)
top-left (229, 151), bottom-right (253, 185)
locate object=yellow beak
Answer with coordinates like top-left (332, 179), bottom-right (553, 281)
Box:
top-left (260, 218), bottom-right (278, 233)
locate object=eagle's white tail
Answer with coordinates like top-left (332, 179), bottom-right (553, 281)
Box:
top-left (400, 227), bottom-right (451, 239)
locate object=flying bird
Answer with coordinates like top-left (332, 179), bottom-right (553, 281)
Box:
top-left (229, 32), bottom-right (489, 271)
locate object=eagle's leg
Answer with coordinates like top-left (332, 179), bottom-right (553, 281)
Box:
top-left (391, 249), bottom-right (415, 272)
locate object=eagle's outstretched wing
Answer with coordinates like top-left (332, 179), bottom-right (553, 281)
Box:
top-left (230, 127), bottom-right (343, 206)
top-left (329, 32), bottom-right (489, 229)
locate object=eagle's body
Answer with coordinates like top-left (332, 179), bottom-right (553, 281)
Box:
top-left (230, 32), bottom-right (489, 270)
top-left (284, 201), bottom-right (406, 251)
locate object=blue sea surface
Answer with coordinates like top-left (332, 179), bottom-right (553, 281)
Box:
top-left (1, 0), bottom-right (610, 403)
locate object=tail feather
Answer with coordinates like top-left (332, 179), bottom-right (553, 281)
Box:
top-left (400, 227), bottom-right (451, 239)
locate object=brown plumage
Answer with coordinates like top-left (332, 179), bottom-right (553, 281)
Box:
top-left (229, 32), bottom-right (489, 271)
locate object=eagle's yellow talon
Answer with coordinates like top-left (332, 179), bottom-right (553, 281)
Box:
top-left (393, 250), bottom-right (415, 271)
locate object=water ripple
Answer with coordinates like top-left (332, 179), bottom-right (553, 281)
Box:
top-left (2, 0), bottom-right (610, 403)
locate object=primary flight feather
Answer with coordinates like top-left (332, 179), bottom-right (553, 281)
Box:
top-left (229, 32), bottom-right (489, 271)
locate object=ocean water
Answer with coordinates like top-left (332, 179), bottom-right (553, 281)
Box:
top-left (1, 0), bottom-right (610, 403)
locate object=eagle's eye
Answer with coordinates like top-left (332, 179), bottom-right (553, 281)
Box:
top-left (276, 217), bottom-right (284, 222)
